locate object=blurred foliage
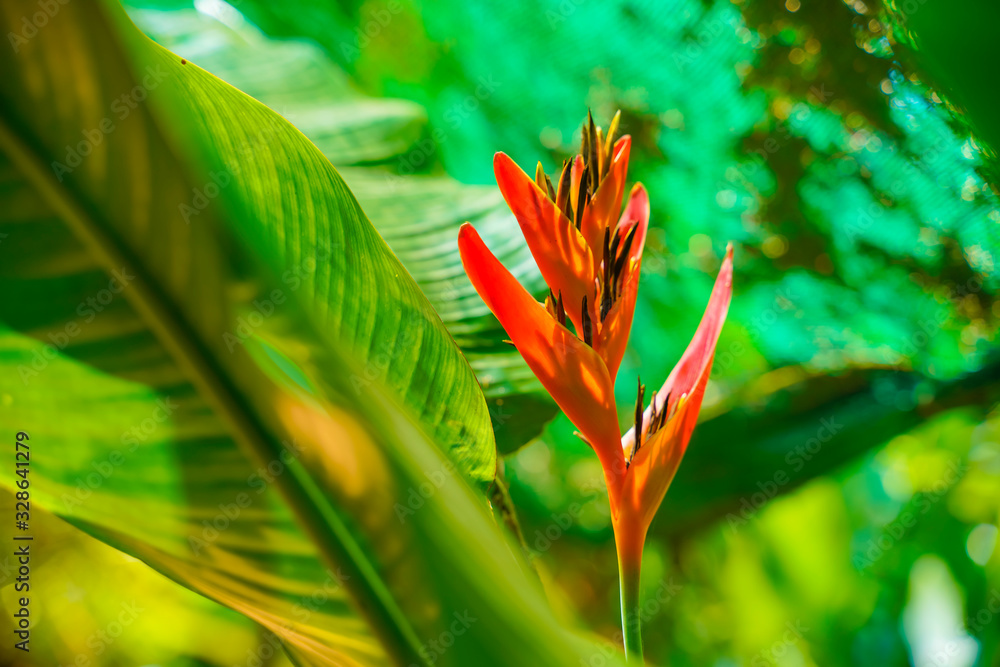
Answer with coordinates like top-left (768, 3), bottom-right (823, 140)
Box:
top-left (883, 0), bottom-right (1000, 182)
top-left (0, 487), bottom-right (282, 667)
top-left (7, 0), bottom-right (1000, 664)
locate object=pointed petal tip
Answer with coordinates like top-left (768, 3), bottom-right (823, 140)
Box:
top-left (628, 182), bottom-right (649, 209)
top-left (493, 151), bottom-right (516, 175)
top-left (458, 223), bottom-right (489, 271)
top-left (619, 183), bottom-right (650, 239)
top-left (606, 135), bottom-right (631, 169)
top-left (458, 221), bottom-right (478, 241)
top-left (719, 243), bottom-right (735, 286)
top-left (494, 151), bottom-right (539, 194)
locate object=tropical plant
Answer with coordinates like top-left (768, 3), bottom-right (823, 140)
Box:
top-left (457, 115), bottom-right (733, 660)
top-left (6, 0), bottom-right (1000, 665)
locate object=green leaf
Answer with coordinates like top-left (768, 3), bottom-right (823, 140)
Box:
top-left (127, 22), bottom-right (497, 489)
top-left (0, 2), bottom-right (622, 665)
top-left (125, 5), bottom-right (557, 454)
top-left (0, 327), bottom-right (385, 665)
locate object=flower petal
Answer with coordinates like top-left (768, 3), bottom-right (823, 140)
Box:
top-left (494, 153), bottom-right (595, 334)
top-left (619, 244), bottom-right (734, 527)
top-left (618, 395), bottom-right (690, 530)
top-left (653, 243), bottom-right (733, 407)
top-left (458, 223), bottom-right (624, 478)
top-left (581, 136), bottom-right (632, 254)
top-left (596, 265), bottom-right (640, 380)
top-left (615, 182), bottom-right (649, 263)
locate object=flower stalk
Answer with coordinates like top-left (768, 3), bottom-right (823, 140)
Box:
top-left (459, 110), bottom-right (734, 660)
top-left (615, 513), bottom-right (646, 662)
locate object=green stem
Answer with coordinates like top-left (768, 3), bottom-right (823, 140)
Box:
top-left (615, 524), bottom-right (645, 663)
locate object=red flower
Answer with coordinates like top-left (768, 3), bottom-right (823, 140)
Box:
top-left (458, 112), bottom-right (733, 539)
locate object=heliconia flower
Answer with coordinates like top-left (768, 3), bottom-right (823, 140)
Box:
top-left (459, 112), bottom-right (647, 507)
top-left (459, 110), bottom-right (733, 662)
top-left (459, 110), bottom-right (732, 530)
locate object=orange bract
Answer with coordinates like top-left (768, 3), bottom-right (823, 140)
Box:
top-left (617, 245), bottom-right (733, 541)
top-left (458, 112), bottom-right (733, 552)
top-left (493, 152), bottom-right (595, 335)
